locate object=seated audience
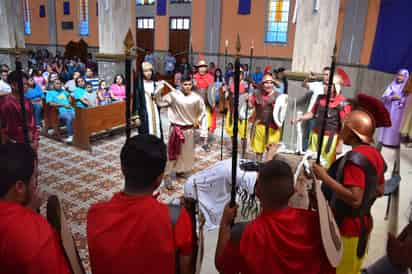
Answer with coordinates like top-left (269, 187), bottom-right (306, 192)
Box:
top-left (215, 159), bottom-right (334, 274)
top-left (0, 67), bottom-right (11, 96)
top-left (45, 79), bottom-right (75, 143)
top-left (84, 83), bottom-right (98, 108)
top-left (25, 77), bottom-right (44, 127)
top-left (110, 74), bottom-right (126, 101)
top-left (0, 143), bottom-right (70, 274)
top-left (73, 78), bottom-right (89, 108)
top-left (97, 80), bottom-right (113, 106)
top-left (87, 135), bottom-right (194, 274)
top-left (85, 68), bottom-right (99, 92)
top-left (0, 71), bottom-right (39, 150)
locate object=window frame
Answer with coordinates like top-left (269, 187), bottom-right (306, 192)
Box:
top-left (264, 0), bottom-right (291, 45)
top-left (169, 17), bottom-right (191, 31)
top-left (137, 17), bottom-right (155, 30)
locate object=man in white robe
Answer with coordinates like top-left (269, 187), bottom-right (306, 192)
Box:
top-left (159, 76), bottom-right (208, 178)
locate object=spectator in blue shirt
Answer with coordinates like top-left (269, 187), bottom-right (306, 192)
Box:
top-left (73, 78), bottom-right (88, 108)
top-left (225, 63), bottom-right (234, 83)
top-left (252, 66), bottom-right (264, 84)
top-left (85, 68), bottom-right (99, 92)
top-left (25, 77), bottom-right (44, 127)
top-left (45, 79), bottom-right (75, 143)
top-left (164, 51), bottom-right (176, 76)
top-left (144, 49), bottom-right (155, 66)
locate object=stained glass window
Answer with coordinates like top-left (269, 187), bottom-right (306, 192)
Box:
top-left (23, 0), bottom-right (31, 35)
top-left (265, 0), bottom-right (290, 44)
top-left (79, 0), bottom-right (89, 36)
top-left (136, 0), bottom-right (155, 5)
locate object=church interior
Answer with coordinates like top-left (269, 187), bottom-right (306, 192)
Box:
top-left (1, 1), bottom-right (412, 274)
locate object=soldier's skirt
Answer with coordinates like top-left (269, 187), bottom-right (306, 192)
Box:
top-left (225, 111), bottom-right (248, 139)
top-left (251, 124), bottom-right (281, 154)
top-left (309, 132), bottom-right (339, 169)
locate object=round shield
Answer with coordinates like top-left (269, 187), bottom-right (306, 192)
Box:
top-left (273, 94), bottom-right (288, 127)
top-left (207, 85), bottom-right (216, 108)
top-left (239, 98), bottom-right (253, 120)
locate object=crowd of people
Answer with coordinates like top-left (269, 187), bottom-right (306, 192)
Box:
top-left (0, 48), bottom-right (412, 274)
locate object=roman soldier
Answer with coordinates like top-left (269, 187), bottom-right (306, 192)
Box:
top-left (249, 74), bottom-right (282, 161)
top-left (225, 66), bottom-right (249, 150)
top-left (312, 93), bottom-right (390, 274)
top-left (193, 59), bottom-right (215, 147)
top-left (295, 75), bottom-right (352, 168)
top-left (135, 62), bottom-right (164, 139)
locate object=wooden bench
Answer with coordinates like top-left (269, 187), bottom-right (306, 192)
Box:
top-left (43, 99), bottom-right (63, 141)
top-left (72, 101), bottom-right (127, 150)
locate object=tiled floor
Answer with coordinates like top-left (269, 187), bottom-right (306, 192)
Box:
top-left (37, 114), bottom-right (412, 273)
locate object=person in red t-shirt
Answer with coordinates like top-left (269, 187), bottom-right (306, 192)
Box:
top-left (215, 159), bottom-right (335, 274)
top-left (194, 59), bottom-right (215, 149)
top-left (0, 71), bottom-right (39, 150)
top-left (313, 93), bottom-right (389, 274)
top-left (0, 143), bottom-right (70, 274)
top-left (87, 135), bottom-right (194, 274)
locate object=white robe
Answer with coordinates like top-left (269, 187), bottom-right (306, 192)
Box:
top-left (160, 90), bottom-right (208, 173)
top-left (144, 80), bottom-right (164, 138)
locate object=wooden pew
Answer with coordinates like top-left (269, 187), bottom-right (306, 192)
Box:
top-left (72, 101), bottom-right (127, 150)
top-left (43, 99), bottom-right (63, 140)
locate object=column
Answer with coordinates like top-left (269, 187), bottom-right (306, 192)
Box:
top-left (47, 0), bottom-right (58, 55)
top-left (291, 0), bottom-right (340, 73)
top-left (0, 0), bottom-right (26, 68)
top-left (96, 0), bottom-right (134, 83)
top-left (204, 0), bottom-right (222, 65)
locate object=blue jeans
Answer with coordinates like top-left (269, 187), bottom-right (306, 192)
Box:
top-left (59, 111), bottom-right (75, 136)
top-left (32, 103), bottom-right (43, 127)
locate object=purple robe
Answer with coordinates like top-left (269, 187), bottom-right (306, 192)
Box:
top-left (379, 69), bottom-right (410, 146)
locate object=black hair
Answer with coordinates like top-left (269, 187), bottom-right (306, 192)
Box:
top-left (0, 143), bottom-right (36, 197)
top-left (214, 68), bottom-right (223, 82)
top-left (75, 77), bottom-right (85, 87)
top-left (7, 70), bottom-right (29, 85)
top-left (277, 67), bottom-right (286, 73)
top-left (258, 159), bottom-right (294, 205)
top-left (113, 74), bottom-right (125, 85)
top-left (323, 67), bottom-right (331, 71)
top-left (181, 74), bottom-right (192, 83)
top-left (85, 82), bottom-right (93, 87)
top-left (120, 135), bottom-right (167, 192)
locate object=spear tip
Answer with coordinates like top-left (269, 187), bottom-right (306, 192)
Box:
top-left (236, 33), bottom-right (241, 53)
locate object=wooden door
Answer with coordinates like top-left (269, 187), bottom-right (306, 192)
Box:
top-left (136, 17), bottom-right (155, 71)
top-left (169, 17), bottom-right (191, 66)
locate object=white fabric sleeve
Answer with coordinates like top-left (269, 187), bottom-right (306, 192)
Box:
top-left (198, 98), bottom-right (208, 138)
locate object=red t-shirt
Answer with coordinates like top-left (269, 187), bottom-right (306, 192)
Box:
top-left (0, 201), bottom-right (70, 274)
top-left (216, 208), bottom-right (335, 274)
top-left (194, 72), bottom-right (214, 89)
top-left (339, 145), bottom-right (385, 237)
top-left (0, 94), bottom-right (39, 143)
top-left (87, 193), bottom-right (193, 274)
top-left (229, 81), bottom-right (246, 94)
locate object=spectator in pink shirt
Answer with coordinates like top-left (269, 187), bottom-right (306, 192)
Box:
top-left (110, 74), bottom-right (126, 101)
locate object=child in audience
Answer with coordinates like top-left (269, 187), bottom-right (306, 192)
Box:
top-left (84, 83), bottom-right (98, 108)
top-left (97, 80), bottom-right (114, 106)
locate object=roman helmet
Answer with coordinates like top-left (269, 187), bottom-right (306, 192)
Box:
top-left (343, 93), bottom-right (391, 144)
